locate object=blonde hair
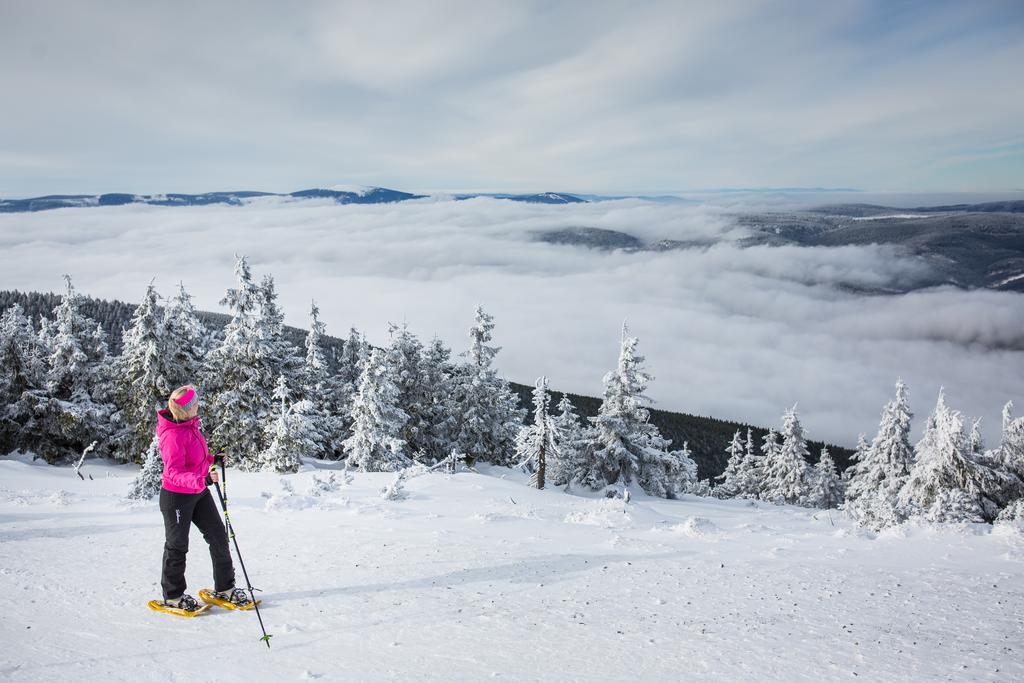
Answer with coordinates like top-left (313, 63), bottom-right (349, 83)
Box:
top-left (168, 385), bottom-right (198, 421)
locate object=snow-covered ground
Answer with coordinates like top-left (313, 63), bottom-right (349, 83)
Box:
top-left (1, 454), bottom-right (1021, 682)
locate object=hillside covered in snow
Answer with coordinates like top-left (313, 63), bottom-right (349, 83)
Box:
top-left (0, 453), bottom-right (1021, 681)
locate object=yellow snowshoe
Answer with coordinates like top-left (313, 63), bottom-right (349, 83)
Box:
top-left (199, 587), bottom-right (261, 611)
top-left (148, 594), bottom-right (211, 618)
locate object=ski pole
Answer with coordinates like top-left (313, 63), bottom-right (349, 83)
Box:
top-left (211, 456), bottom-right (273, 648)
top-left (217, 452), bottom-right (229, 536)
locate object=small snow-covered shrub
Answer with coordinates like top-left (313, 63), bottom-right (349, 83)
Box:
top-left (126, 437), bottom-right (163, 500)
top-left (684, 479), bottom-right (713, 497)
top-left (306, 472), bottom-right (339, 496)
top-left (995, 499), bottom-right (1024, 531)
top-left (924, 489), bottom-right (985, 524)
top-left (380, 469), bottom-right (409, 501)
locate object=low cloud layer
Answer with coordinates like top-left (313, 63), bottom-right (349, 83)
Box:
top-left (1, 197), bottom-right (1022, 448)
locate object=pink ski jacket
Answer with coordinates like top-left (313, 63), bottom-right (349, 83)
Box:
top-left (155, 409), bottom-right (213, 494)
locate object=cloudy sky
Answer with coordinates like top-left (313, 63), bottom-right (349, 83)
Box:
top-left (1, 0), bottom-right (1023, 197)
top-left (1, 198), bottom-right (1022, 449)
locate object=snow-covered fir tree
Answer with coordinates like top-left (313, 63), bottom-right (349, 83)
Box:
top-left (995, 498), bottom-right (1024, 527)
top-left (113, 283), bottom-right (170, 463)
top-left (897, 389), bottom-right (1017, 522)
top-left (127, 435), bottom-right (163, 500)
top-left (997, 402), bottom-right (1024, 482)
top-left (22, 276), bottom-right (114, 463)
top-left (758, 428), bottom-right (781, 499)
top-left (386, 322), bottom-right (437, 462)
top-left (736, 428), bottom-right (763, 498)
top-left (844, 434), bottom-right (869, 483)
top-left (714, 430), bottom-right (746, 498)
top-left (515, 376), bottom-right (559, 490)
top-left (162, 282), bottom-right (209, 388)
top-left (416, 336), bottom-right (458, 464)
top-left (760, 406), bottom-right (813, 505)
top-left (844, 379), bottom-right (915, 528)
top-left (969, 418), bottom-right (985, 459)
top-left (257, 375), bottom-right (309, 473)
top-left (338, 326), bottom-right (366, 390)
top-left (549, 394), bottom-right (592, 488)
top-left (582, 322), bottom-right (694, 498)
top-left (257, 273), bottom-right (303, 384)
top-left (668, 440), bottom-right (700, 495)
top-left (342, 348), bottom-right (411, 472)
top-left (0, 304), bottom-right (47, 454)
top-left (204, 257), bottom-right (299, 468)
top-left (809, 447), bottom-right (844, 509)
top-left (982, 404), bottom-right (1024, 517)
top-left (336, 326), bottom-right (366, 433)
top-left (299, 301), bottom-right (346, 460)
top-left (203, 257), bottom-right (264, 466)
top-left (450, 306), bottom-right (525, 466)
top-left (925, 488), bottom-right (985, 524)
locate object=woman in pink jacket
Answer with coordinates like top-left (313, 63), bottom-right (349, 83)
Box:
top-left (155, 385), bottom-right (249, 613)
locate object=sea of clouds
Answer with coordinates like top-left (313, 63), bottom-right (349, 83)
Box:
top-left (1, 195), bottom-right (1022, 448)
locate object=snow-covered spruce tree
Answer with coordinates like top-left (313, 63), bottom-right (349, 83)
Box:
top-left (925, 488), bottom-right (985, 524)
top-left (997, 402), bottom-right (1024, 482)
top-left (203, 257), bottom-right (265, 468)
top-left (549, 394), bottom-right (593, 488)
top-left (162, 282), bottom-right (209, 388)
top-left (21, 276), bottom-right (115, 463)
top-left (386, 322), bottom-right (440, 463)
top-left (515, 376), bottom-right (559, 490)
top-left (342, 348), bottom-right (412, 472)
top-left (760, 406), bottom-right (814, 505)
top-left (582, 322), bottom-right (693, 498)
top-left (203, 258), bottom-right (300, 469)
top-left (335, 326), bottom-right (367, 434)
top-left (844, 379), bottom-right (915, 528)
top-left (844, 434), bottom-right (869, 483)
top-left (339, 326), bottom-right (366, 391)
top-left (969, 418), bottom-right (985, 459)
top-left (416, 336), bottom-right (458, 464)
top-left (669, 440), bottom-right (701, 495)
top-left (127, 435), bottom-right (163, 500)
top-left (112, 283), bottom-right (170, 463)
top-left (257, 274), bottom-right (303, 385)
top-left (0, 303), bottom-right (47, 453)
top-left (257, 375), bottom-right (307, 473)
top-left (757, 428), bottom-right (781, 499)
top-left (809, 447), bottom-right (844, 509)
top-left (897, 390), bottom-right (1018, 523)
top-left (981, 403), bottom-right (1024, 516)
top-left (995, 498), bottom-right (1024, 527)
top-left (300, 301), bottom-right (346, 460)
top-left (450, 306), bottom-right (525, 466)
top-left (714, 430), bottom-right (746, 498)
top-left (736, 428), bottom-right (763, 498)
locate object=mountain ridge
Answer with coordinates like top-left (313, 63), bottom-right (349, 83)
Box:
top-left (0, 187), bottom-right (590, 212)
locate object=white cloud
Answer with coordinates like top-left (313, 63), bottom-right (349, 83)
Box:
top-left (1, 197), bottom-right (1021, 449)
top-left (1, 1), bottom-right (1022, 195)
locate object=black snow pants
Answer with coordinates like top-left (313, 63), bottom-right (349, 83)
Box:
top-left (159, 487), bottom-right (235, 600)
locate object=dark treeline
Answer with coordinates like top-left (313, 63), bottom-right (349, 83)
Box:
top-left (1, 287), bottom-right (852, 479)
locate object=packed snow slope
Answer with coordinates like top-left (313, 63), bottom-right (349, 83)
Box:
top-left (1, 455), bottom-right (1021, 682)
